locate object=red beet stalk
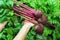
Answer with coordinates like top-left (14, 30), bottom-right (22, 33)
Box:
top-left (13, 5), bottom-right (36, 19)
top-left (20, 8), bottom-right (35, 18)
top-left (15, 6), bottom-right (36, 19)
top-left (20, 4), bottom-right (36, 13)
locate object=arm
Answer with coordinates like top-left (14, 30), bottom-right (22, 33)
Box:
top-left (13, 20), bottom-right (34, 40)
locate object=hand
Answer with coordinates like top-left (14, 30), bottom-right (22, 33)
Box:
top-left (24, 18), bottom-right (44, 34)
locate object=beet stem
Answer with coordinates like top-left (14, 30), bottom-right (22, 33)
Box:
top-left (13, 6), bottom-right (36, 19)
top-left (20, 4), bottom-right (36, 13)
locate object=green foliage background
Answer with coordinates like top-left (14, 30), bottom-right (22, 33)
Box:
top-left (0, 0), bottom-right (60, 40)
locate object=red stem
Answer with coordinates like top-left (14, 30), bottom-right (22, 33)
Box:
top-left (20, 4), bottom-right (36, 13)
top-left (21, 8), bottom-right (35, 18)
top-left (14, 6), bottom-right (35, 19)
top-left (13, 6), bottom-right (36, 19)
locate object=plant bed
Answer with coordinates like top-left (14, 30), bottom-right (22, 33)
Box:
top-left (0, 0), bottom-right (60, 40)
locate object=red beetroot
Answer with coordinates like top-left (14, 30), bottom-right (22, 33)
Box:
top-left (35, 24), bottom-right (44, 34)
top-left (35, 10), bottom-right (55, 29)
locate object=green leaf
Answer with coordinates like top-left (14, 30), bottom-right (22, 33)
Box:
top-left (43, 27), bottom-right (53, 36)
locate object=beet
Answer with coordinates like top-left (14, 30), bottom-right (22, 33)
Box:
top-left (13, 4), bottom-right (55, 35)
top-left (34, 10), bottom-right (55, 29)
top-left (35, 24), bottom-right (44, 34)
top-left (34, 10), bottom-right (42, 18)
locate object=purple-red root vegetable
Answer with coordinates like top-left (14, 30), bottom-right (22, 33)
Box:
top-left (13, 3), bottom-right (55, 34)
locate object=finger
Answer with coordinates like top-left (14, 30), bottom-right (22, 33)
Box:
top-left (28, 18), bottom-right (38, 25)
top-left (24, 18), bottom-right (38, 25)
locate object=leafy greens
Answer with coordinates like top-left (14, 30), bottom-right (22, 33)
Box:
top-left (0, 0), bottom-right (60, 40)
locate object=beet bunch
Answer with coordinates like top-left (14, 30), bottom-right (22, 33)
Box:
top-left (13, 3), bottom-right (55, 34)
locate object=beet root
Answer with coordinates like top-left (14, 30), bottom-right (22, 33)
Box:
top-left (35, 24), bottom-right (44, 34)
